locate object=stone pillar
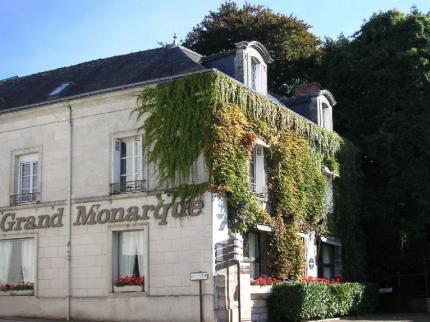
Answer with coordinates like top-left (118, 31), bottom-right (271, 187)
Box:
top-left (239, 262), bottom-right (252, 322)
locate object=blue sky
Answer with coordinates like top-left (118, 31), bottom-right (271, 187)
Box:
top-left (0, 0), bottom-right (428, 79)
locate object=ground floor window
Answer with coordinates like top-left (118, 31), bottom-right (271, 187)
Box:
top-left (243, 231), bottom-right (270, 279)
top-left (112, 230), bottom-right (146, 291)
top-left (0, 238), bottom-right (35, 285)
top-left (318, 242), bottom-right (341, 279)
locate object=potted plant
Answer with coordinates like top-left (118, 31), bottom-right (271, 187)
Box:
top-left (9, 282), bottom-right (34, 296)
top-left (113, 276), bottom-right (144, 293)
top-left (0, 284), bottom-right (10, 296)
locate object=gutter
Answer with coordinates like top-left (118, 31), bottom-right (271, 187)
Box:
top-left (0, 69), bottom-right (213, 116)
top-left (66, 103), bottom-right (73, 320)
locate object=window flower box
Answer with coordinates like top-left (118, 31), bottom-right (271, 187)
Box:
top-left (113, 276), bottom-right (144, 293)
top-left (0, 282), bottom-right (34, 296)
top-left (113, 285), bottom-right (144, 293)
top-left (10, 289), bottom-right (34, 296)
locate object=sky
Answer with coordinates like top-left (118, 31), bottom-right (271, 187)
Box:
top-left (0, 0), bottom-right (429, 79)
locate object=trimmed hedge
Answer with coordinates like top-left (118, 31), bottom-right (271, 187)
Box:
top-left (268, 282), bottom-right (378, 322)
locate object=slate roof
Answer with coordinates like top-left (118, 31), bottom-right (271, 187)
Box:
top-left (0, 46), bottom-right (207, 112)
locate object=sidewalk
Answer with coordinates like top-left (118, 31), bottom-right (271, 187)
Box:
top-left (337, 313), bottom-right (430, 322)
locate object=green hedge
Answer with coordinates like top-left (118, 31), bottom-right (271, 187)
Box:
top-left (268, 282), bottom-right (379, 322)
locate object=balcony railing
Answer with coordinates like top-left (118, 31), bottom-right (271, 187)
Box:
top-left (10, 192), bottom-right (40, 206)
top-left (326, 204), bottom-right (334, 214)
top-left (249, 182), bottom-right (268, 199)
top-left (110, 180), bottom-right (147, 194)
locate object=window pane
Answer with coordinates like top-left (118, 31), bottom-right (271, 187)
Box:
top-left (125, 141), bottom-right (133, 158)
top-left (32, 174), bottom-right (38, 191)
top-left (118, 231), bottom-right (145, 278)
top-left (32, 162), bottom-right (38, 175)
top-left (0, 239), bottom-right (34, 285)
top-left (21, 163), bottom-right (30, 176)
top-left (322, 244), bottom-right (332, 265)
top-left (323, 267), bottom-right (333, 279)
top-left (120, 142), bottom-right (127, 158)
top-left (120, 158), bottom-right (127, 176)
top-left (21, 175), bottom-right (30, 194)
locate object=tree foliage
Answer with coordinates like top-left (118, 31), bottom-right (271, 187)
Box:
top-left (318, 9), bottom-right (430, 277)
top-left (183, 1), bottom-right (321, 95)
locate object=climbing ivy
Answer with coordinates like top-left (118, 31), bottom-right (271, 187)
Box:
top-left (134, 70), bottom-right (366, 280)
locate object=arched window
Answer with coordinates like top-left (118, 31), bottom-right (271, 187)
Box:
top-left (250, 57), bottom-right (261, 92)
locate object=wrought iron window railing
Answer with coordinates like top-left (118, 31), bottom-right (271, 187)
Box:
top-left (10, 192), bottom-right (40, 206)
top-left (249, 182), bottom-right (268, 199)
top-left (326, 204), bottom-right (334, 214)
top-left (110, 180), bottom-right (147, 194)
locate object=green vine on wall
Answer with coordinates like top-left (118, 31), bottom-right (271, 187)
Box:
top-left (134, 70), bottom-right (366, 281)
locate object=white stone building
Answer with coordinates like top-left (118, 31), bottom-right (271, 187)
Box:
top-left (0, 41), bottom-right (339, 322)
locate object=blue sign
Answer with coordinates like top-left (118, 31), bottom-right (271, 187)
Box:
top-left (308, 258), bottom-right (315, 270)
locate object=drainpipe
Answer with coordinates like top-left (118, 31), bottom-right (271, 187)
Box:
top-left (66, 103), bottom-right (73, 320)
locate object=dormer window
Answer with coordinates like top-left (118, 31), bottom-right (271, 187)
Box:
top-left (318, 99), bottom-right (333, 131)
top-left (249, 139), bottom-right (268, 198)
top-left (250, 57), bottom-right (262, 92)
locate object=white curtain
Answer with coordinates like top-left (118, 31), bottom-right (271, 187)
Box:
top-left (135, 231), bottom-right (145, 277)
top-left (0, 240), bottom-right (12, 284)
top-left (21, 239), bottom-right (35, 283)
top-left (119, 231), bottom-right (145, 277)
top-left (120, 231), bottom-right (137, 277)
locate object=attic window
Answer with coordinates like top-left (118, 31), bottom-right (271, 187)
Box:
top-left (49, 82), bottom-right (73, 97)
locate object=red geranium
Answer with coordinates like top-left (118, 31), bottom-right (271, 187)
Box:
top-left (115, 276), bottom-right (144, 287)
top-left (252, 276), bottom-right (283, 286)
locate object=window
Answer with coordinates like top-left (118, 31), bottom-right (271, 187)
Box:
top-left (112, 136), bottom-right (145, 194)
top-left (48, 82), bottom-right (73, 97)
top-left (12, 153), bottom-right (39, 205)
top-left (250, 57), bottom-right (262, 92)
top-left (112, 230), bottom-right (146, 290)
top-left (318, 242), bottom-right (341, 279)
top-left (0, 238), bottom-right (35, 286)
top-left (249, 143), bottom-right (267, 198)
top-left (243, 231), bottom-right (270, 279)
top-left (325, 174), bottom-right (334, 213)
top-left (319, 103), bottom-right (333, 131)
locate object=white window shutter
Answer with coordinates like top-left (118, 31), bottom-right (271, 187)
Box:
top-left (255, 145), bottom-right (266, 195)
top-left (113, 139), bottom-right (121, 184)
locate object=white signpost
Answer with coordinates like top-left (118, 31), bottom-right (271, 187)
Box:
top-left (190, 272), bottom-right (209, 322)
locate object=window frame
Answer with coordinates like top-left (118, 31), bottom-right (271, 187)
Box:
top-left (109, 225), bottom-right (149, 295)
top-left (0, 236), bottom-right (37, 294)
top-left (111, 133), bottom-right (147, 194)
top-left (10, 149), bottom-right (42, 206)
top-left (250, 57), bottom-right (262, 92)
top-left (248, 140), bottom-right (268, 199)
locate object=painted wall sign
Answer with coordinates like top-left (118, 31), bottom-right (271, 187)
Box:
top-left (0, 199), bottom-right (203, 232)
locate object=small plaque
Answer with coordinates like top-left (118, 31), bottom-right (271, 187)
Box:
top-left (190, 272), bottom-right (209, 281)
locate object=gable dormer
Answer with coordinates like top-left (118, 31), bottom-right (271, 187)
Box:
top-left (234, 41), bottom-right (273, 95)
top-left (286, 82), bottom-right (337, 131)
top-left (201, 41), bottom-right (273, 96)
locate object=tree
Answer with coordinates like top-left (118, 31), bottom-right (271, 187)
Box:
top-left (318, 10), bottom-right (430, 279)
top-left (183, 1), bottom-right (321, 95)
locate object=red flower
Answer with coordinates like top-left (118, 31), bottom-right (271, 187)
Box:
top-left (252, 276), bottom-right (282, 286)
top-left (114, 276), bottom-right (145, 287)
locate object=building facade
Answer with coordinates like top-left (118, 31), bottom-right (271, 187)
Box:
top-left (0, 41), bottom-right (343, 322)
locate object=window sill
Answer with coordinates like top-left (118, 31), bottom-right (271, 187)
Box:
top-left (113, 285), bottom-right (144, 293)
top-left (0, 290), bottom-right (34, 296)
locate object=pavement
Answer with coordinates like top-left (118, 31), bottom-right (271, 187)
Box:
top-left (0, 313), bottom-right (430, 322)
top-left (334, 313), bottom-right (430, 322)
